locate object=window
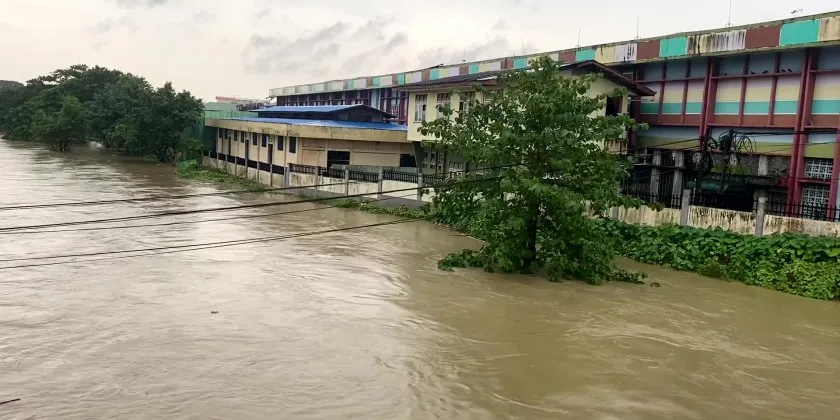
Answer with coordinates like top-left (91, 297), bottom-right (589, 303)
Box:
top-left (605, 97), bottom-right (622, 116)
top-left (399, 154), bottom-right (416, 168)
top-left (289, 136), bottom-right (297, 153)
top-left (276, 136), bottom-right (284, 151)
top-left (240, 131), bottom-right (245, 143)
top-left (458, 92), bottom-right (475, 114)
top-left (801, 184), bottom-right (830, 220)
top-left (251, 133), bottom-right (258, 146)
top-left (414, 94), bottom-right (427, 122)
top-left (436, 93), bottom-right (451, 111)
top-left (234, 131), bottom-right (239, 142)
top-left (217, 128), bottom-right (223, 139)
top-left (804, 158), bottom-right (833, 181)
top-left (327, 150), bottom-right (351, 167)
top-left (261, 134), bottom-right (268, 148)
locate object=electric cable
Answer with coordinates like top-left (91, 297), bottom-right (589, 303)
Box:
top-left (0, 180), bottom-right (353, 211)
top-left (0, 173), bottom-right (502, 234)
top-left (0, 218), bottom-right (420, 272)
top-left (1, 191), bottom-right (421, 235)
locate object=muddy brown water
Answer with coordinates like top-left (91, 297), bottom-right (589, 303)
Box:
top-left (1, 140), bottom-right (839, 420)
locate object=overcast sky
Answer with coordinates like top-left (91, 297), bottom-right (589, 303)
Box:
top-left (0, 0), bottom-right (836, 101)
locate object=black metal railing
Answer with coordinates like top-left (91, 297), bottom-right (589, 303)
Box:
top-left (321, 167), bottom-right (344, 179)
top-left (349, 169), bottom-right (378, 183)
top-left (270, 165), bottom-right (285, 175)
top-left (764, 201), bottom-right (840, 222)
top-left (289, 164), bottom-right (316, 174)
top-left (382, 169), bottom-right (419, 183)
top-left (689, 192), bottom-right (754, 212)
top-left (623, 188), bottom-right (683, 209)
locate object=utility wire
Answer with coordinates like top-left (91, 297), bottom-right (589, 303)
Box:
top-left (0, 166), bottom-right (513, 233)
top-left (1, 192), bottom-right (420, 236)
top-left (0, 180), bottom-right (352, 211)
top-left (0, 218), bottom-right (420, 271)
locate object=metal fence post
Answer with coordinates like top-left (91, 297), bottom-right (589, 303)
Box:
top-left (344, 168), bottom-right (350, 196)
top-left (755, 196), bottom-right (766, 237)
top-left (377, 168), bottom-right (384, 200)
top-left (416, 173), bottom-right (424, 203)
top-left (679, 188), bottom-right (691, 226)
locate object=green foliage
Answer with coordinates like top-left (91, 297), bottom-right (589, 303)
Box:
top-left (599, 219), bottom-right (840, 300)
top-left (0, 80), bottom-right (23, 92)
top-left (418, 56), bottom-right (644, 284)
top-left (0, 64), bottom-right (203, 161)
top-left (175, 159), bottom-right (265, 191)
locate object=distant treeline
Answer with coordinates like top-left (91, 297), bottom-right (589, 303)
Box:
top-left (0, 65), bottom-right (203, 162)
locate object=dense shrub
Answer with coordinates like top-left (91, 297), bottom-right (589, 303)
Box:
top-left (599, 220), bottom-right (840, 300)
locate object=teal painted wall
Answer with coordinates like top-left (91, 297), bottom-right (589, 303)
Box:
top-left (641, 103), bottom-right (659, 114)
top-left (685, 102), bottom-right (703, 114)
top-left (430, 69), bottom-right (441, 80)
top-left (468, 64), bottom-right (480, 74)
top-left (575, 49), bottom-right (595, 61)
top-left (397, 74), bottom-right (406, 85)
top-left (660, 37), bottom-right (688, 58)
top-left (773, 100), bottom-right (799, 114)
top-left (812, 99), bottom-right (840, 114)
top-left (661, 103), bottom-right (683, 114)
top-left (513, 58), bottom-right (529, 69)
top-left (779, 19), bottom-right (820, 46)
top-left (714, 102), bottom-right (740, 114)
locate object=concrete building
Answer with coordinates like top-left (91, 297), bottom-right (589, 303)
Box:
top-left (268, 11), bottom-right (840, 210)
top-left (205, 105), bottom-right (411, 172)
top-left (393, 60), bottom-right (656, 172)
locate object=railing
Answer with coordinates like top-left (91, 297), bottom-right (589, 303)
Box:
top-left (623, 188), bottom-right (682, 209)
top-left (689, 192), bottom-right (754, 212)
top-left (349, 169), bottom-right (378, 183)
top-left (321, 167), bottom-right (344, 179)
top-left (383, 169), bottom-right (419, 184)
top-left (765, 201), bottom-right (839, 222)
top-left (289, 164), bottom-right (316, 174)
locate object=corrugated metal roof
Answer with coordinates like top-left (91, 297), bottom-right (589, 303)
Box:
top-left (225, 117), bottom-right (408, 132)
top-left (254, 105), bottom-right (356, 113)
top-left (253, 104), bottom-right (397, 119)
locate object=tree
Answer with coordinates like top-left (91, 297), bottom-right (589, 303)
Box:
top-left (30, 95), bottom-right (90, 151)
top-left (420, 56), bottom-right (644, 284)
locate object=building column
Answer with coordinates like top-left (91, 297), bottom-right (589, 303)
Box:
top-left (788, 48), bottom-right (818, 205)
top-left (672, 151), bottom-right (685, 206)
top-left (649, 150), bottom-right (662, 195)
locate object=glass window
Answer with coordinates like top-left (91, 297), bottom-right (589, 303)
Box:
top-left (261, 134), bottom-right (268, 148)
top-left (251, 133), bottom-right (258, 146)
top-left (414, 94), bottom-right (427, 122)
top-left (289, 136), bottom-right (297, 153)
top-left (277, 136), bottom-right (284, 151)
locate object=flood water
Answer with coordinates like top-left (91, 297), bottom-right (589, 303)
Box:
top-left (1, 140), bottom-right (839, 420)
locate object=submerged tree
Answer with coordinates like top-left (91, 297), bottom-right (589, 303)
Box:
top-left (421, 56), bottom-right (644, 284)
top-left (30, 95), bottom-right (90, 152)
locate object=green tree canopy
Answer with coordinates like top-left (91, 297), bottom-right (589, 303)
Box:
top-left (0, 64), bottom-right (203, 161)
top-left (421, 56), bottom-right (644, 284)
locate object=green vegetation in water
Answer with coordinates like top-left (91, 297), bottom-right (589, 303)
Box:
top-left (599, 219), bottom-right (840, 300)
top-left (176, 159), bottom-right (265, 191)
top-left (0, 65), bottom-right (204, 161)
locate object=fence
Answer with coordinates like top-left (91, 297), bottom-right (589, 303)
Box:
top-left (200, 154), bottom-right (840, 237)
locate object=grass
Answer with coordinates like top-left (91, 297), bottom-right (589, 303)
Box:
top-left (175, 159), bottom-right (266, 191)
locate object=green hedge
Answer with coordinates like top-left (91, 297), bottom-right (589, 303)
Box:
top-left (599, 220), bottom-right (840, 300)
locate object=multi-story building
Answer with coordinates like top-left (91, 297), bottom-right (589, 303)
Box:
top-left (268, 11), bottom-right (840, 210)
top-left (392, 60), bottom-right (655, 173)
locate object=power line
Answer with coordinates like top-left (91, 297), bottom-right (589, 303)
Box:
top-left (1, 191), bottom-right (420, 236)
top-left (0, 180), bottom-right (351, 212)
top-left (0, 174), bottom-right (505, 233)
top-left (0, 218), bottom-right (420, 271)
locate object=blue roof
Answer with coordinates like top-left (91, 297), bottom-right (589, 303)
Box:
top-left (226, 117), bottom-right (408, 132)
